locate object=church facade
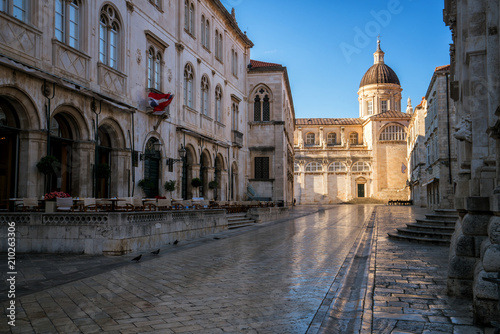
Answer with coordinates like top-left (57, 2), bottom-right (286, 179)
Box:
top-left (294, 42), bottom-right (410, 204)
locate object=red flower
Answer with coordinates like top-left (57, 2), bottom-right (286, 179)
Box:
top-left (44, 191), bottom-right (71, 201)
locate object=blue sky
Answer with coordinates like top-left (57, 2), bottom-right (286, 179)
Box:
top-left (222, 0), bottom-right (452, 119)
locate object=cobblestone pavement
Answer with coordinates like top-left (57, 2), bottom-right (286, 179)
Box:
top-left (1, 205), bottom-right (374, 333)
top-left (364, 206), bottom-right (493, 334)
top-left (1, 205), bottom-right (494, 333)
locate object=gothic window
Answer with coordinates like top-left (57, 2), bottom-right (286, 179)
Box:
top-left (381, 100), bottom-right (388, 113)
top-left (231, 49), bottom-right (238, 76)
top-left (328, 162), bottom-right (347, 172)
top-left (305, 133), bottom-right (315, 145)
top-left (253, 95), bottom-right (261, 121)
top-left (232, 100), bottom-right (239, 131)
top-left (253, 88), bottom-right (271, 121)
top-left (184, 63), bottom-right (194, 108)
top-left (349, 132), bottom-right (359, 145)
top-left (263, 95), bottom-right (270, 121)
top-left (99, 5), bottom-right (121, 70)
top-left (184, 0), bottom-right (194, 36)
top-left (352, 161), bottom-right (370, 172)
top-left (201, 16), bottom-right (210, 49)
top-left (305, 162), bottom-right (322, 172)
top-left (327, 133), bottom-right (336, 145)
top-left (215, 29), bottom-right (223, 61)
top-left (367, 101), bottom-right (373, 115)
top-left (380, 124), bottom-right (406, 141)
top-left (200, 75), bottom-right (209, 115)
top-left (55, 0), bottom-right (81, 49)
top-left (1, 0), bottom-right (29, 22)
top-left (254, 157), bottom-right (269, 179)
top-left (147, 47), bottom-right (162, 90)
top-left (215, 85), bottom-right (222, 123)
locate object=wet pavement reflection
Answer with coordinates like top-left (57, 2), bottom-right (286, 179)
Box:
top-left (1, 205), bottom-right (374, 333)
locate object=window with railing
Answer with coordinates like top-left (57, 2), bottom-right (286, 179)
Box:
top-left (255, 157), bottom-right (269, 179)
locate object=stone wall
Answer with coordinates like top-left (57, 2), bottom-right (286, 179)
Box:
top-left (0, 210), bottom-right (227, 255)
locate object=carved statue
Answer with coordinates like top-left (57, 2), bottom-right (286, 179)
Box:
top-left (454, 116), bottom-right (472, 143)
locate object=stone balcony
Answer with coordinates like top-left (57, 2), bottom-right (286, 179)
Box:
top-left (232, 130), bottom-right (243, 147)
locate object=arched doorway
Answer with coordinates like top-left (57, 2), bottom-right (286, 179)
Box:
top-left (0, 98), bottom-right (20, 209)
top-left (231, 161), bottom-right (238, 201)
top-left (96, 126), bottom-right (112, 198)
top-left (49, 114), bottom-right (74, 194)
top-left (214, 154), bottom-right (224, 200)
top-left (200, 150), bottom-right (211, 198)
top-left (143, 137), bottom-right (161, 197)
top-left (184, 145), bottom-right (196, 199)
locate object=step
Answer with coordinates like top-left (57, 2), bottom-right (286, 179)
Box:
top-left (406, 223), bottom-right (455, 233)
top-left (424, 214), bottom-right (458, 222)
top-left (395, 227), bottom-right (453, 240)
top-left (434, 209), bottom-right (459, 216)
top-left (228, 220), bottom-right (256, 229)
top-left (416, 218), bottom-right (456, 227)
top-left (387, 232), bottom-right (451, 245)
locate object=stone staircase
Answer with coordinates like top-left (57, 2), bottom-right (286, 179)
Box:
top-left (227, 213), bottom-right (257, 229)
top-left (387, 209), bottom-right (458, 245)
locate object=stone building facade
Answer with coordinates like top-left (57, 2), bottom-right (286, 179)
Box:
top-left (444, 0), bottom-right (500, 325)
top-left (247, 60), bottom-right (295, 205)
top-left (0, 0), bottom-right (294, 207)
top-left (294, 42), bottom-right (410, 204)
top-left (407, 97), bottom-right (428, 207)
top-left (421, 65), bottom-right (458, 210)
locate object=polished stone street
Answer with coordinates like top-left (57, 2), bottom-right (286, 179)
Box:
top-left (1, 206), bottom-right (372, 333)
top-left (1, 205), bottom-right (491, 333)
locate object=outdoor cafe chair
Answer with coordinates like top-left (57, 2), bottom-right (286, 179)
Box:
top-left (56, 197), bottom-right (75, 212)
top-left (21, 197), bottom-right (41, 212)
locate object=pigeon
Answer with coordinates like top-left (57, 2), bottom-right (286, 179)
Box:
top-left (131, 254), bottom-right (142, 262)
top-left (173, 240), bottom-right (179, 245)
top-left (151, 249), bottom-right (160, 255)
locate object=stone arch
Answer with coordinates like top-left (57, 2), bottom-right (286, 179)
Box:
top-left (230, 161), bottom-right (239, 201)
top-left (184, 143), bottom-right (197, 199)
top-left (214, 153), bottom-right (225, 200)
top-left (200, 149), bottom-right (212, 198)
top-left (378, 122), bottom-right (407, 141)
top-left (250, 84), bottom-right (274, 122)
top-left (52, 104), bottom-right (90, 140)
top-left (99, 118), bottom-right (127, 149)
top-left (0, 85), bottom-right (41, 129)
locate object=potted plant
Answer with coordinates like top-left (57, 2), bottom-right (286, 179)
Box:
top-left (208, 180), bottom-right (218, 189)
top-left (138, 178), bottom-right (154, 195)
top-left (36, 155), bottom-right (59, 175)
top-left (164, 180), bottom-right (176, 198)
top-left (43, 191), bottom-right (71, 213)
top-left (191, 177), bottom-right (202, 197)
top-left (96, 163), bottom-right (111, 179)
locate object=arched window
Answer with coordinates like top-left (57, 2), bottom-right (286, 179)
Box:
top-left (184, 1), bottom-right (194, 35)
top-left (147, 47), bottom-right (162, 90)
top-left (352, 161), bottom-right (371, 172)
top-left (55, 0), bottom-right (80, 49)
top-left (231, 49), bottom-right (238, 76)
top-left (380, 124), bottom-right (407, 141)
top-left (201, 75), bottom-right (209, 115)
top-left (328, 162), bottom-right (347, 172)
top-left (214, 31), bottom-right (223, 61)
top-left (349, 132), bottom-right (359, 145)
top-left (215, 85), bottom-right (222, 123)
top-left (201, 16), bottom-right (210, 49)
top-left (305, 133), bottom-right (315, 145)
top-left (99, 5), bottom-right (121, 70)
top-left (253, 88), bottom-right (271, 121)
top-left (327, 133), bottom-right (336, 145)
top-left (232, 100), bottom-right (239, 131)
top-left (184, 63), bottom-right (194, 108)
top-left (305, 162), bottom-right (322, 172)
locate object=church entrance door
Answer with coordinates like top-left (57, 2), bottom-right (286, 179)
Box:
top-left (357, 183), bottom-right (365, 198)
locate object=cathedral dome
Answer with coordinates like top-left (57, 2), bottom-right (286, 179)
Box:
top-left (359, 40), bottom-right (400, 88)
top-left (359, 63), bottom-right (400, 87)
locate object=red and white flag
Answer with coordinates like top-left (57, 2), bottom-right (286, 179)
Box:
top-left (148, 92), bottom-right (174, 115)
